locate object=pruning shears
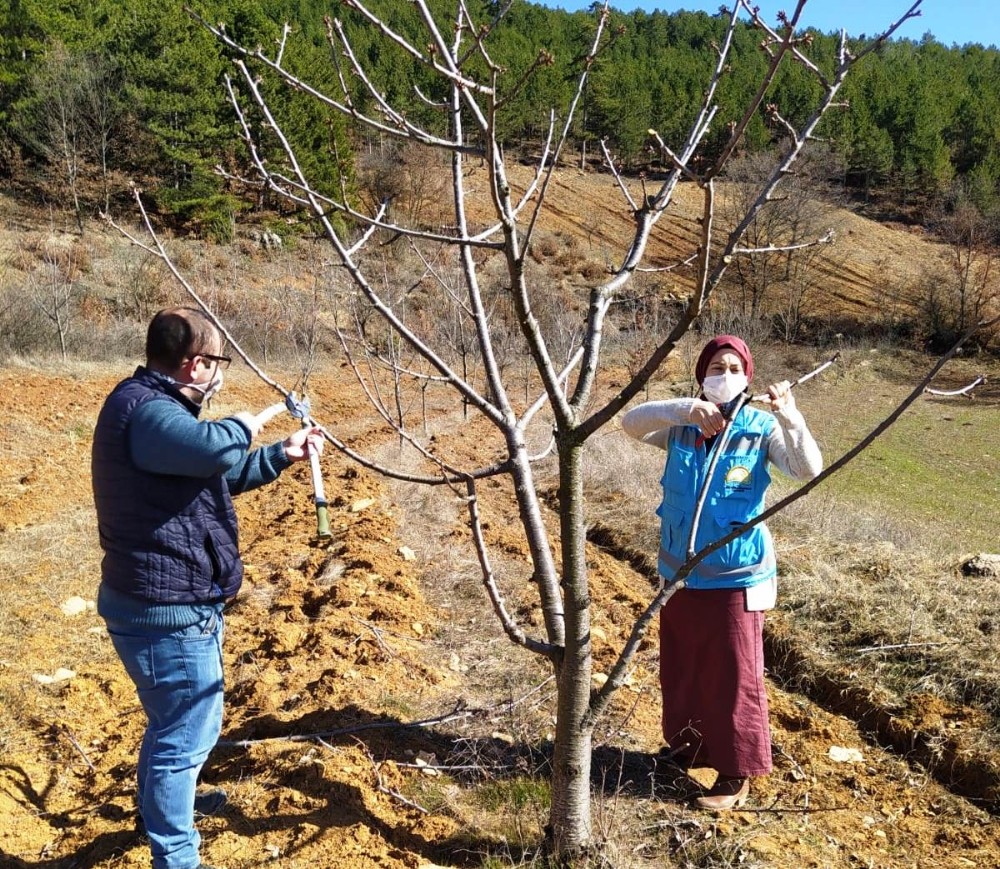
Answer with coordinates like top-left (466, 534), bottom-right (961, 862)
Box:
top-left (685, 352), bottom-right (840, 562)
top-left (285, 392), bottom-right (332, 540)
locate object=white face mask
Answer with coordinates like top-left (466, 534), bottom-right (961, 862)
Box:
top-left (189, 369), bottom-right (225, 403)
top-left (701, 372), bottom-right (748, 405)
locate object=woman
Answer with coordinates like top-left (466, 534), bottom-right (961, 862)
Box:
top-left (622, 335), bottom-right (822, 809)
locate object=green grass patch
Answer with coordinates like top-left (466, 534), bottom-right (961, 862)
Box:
top-left (472, 776), bottom-right (550, 849)
top-left (796, 358), bottom-right (1000, 554)
top-left (474, 776), bottom-right (551, 814)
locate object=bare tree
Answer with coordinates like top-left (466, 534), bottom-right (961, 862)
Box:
top-left (171, 0), bottom-right (924, 859)
top-left (15, 42), bottom-right (122, 232)
top-left (924, 186), bottom-right (1000, 349)
top-left (30, 245), bottom-right (81, 360)
top-left (78, 52), bottom-right (123, 215)
top-left (719, 148), bottom-right (844, 339)
top-left (17, 43), bottom-right (88, 233)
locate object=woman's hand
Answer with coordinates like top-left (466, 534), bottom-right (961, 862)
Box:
top-left (688, 399), bottom-right (726, 437)
top-left (282, 426), bottom-right (325, 462)
top-left (766, 380), bottom-right (795, 412)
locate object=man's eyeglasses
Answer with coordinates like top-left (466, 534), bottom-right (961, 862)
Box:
top-left (198, 353), bottom-right (232, 370)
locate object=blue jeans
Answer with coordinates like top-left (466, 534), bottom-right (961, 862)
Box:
top-left (106, 608), bottom-right (225, 869)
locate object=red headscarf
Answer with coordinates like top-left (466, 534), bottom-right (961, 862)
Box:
top-left (694, 334), bottom-right (754, 385)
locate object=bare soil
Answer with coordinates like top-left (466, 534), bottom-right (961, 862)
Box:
top-left (2, 171), bottom-right (999, 868)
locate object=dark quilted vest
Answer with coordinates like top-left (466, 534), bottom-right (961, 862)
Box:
top-left (91, 368), bottom-right (242, 602)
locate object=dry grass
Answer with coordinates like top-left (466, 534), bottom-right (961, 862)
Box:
top-left (372, 429), bottom-right (557, 741)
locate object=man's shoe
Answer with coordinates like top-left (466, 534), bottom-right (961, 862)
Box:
top-left (194, 787), bottom-right (228, 818)
top-left (694, 776), bottom-right (749, 810)
top-left (137, 787), bottom-right (228, 832)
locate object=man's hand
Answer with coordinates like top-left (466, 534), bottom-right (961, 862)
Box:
top-left (283, 426), bottom-right (325, 462)
top-left (232, 411), bottom-right (263, 439)
top-left (688, 399), bottom-right (726, 437)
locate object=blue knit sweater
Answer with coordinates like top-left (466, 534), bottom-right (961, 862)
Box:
top-left (94, 367), bottom-right (291, 629)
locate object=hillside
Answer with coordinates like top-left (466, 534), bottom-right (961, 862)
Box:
top-left (2, 173), bottom-right (1000, 868)
top-left (496, 165), bottom-right (941, 321)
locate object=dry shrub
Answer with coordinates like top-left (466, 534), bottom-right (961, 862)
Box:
top-left (0, 284), bottom-right (55, 356)
top-left (5, 232), bottom-right (91, 279)
top-left (578, 259), bottom-right (607, 281)
top-left (552, 232), bottom-right (582, 272)
top-left (92, 247), bottom-right (171, 323)
top-left (169, 241), bottom-right (197, 272)
top-left (6, 241), bottom-right (38, 272)
top-left (529, 232), bottom-right (560, 262)
top-left (357, 142), bottom-right (451, 229)
top-left (77, 289), bottom-right (113, 327)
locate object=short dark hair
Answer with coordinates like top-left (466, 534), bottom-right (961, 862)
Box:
top-left (146, 307), bottom-right (219, 370)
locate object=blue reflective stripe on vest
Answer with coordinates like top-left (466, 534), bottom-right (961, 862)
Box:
top-left (657, 405), bottom-right (776, 590)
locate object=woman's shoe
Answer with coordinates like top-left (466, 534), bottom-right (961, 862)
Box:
top-left (694, 776), bottom-right (749, 810)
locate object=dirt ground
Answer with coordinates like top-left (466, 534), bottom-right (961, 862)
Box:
top-left (1, 359), bottom-right (999, 869)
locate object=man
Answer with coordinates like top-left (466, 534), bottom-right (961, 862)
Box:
top-left (92, 306), bottom-right (323, 869)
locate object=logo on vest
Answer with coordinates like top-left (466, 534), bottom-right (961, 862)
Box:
top-left (725, 465), bottom-right (751, 485)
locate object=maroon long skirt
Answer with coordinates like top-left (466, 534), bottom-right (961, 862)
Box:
top-left (659, 586), bottom-right (772, 777)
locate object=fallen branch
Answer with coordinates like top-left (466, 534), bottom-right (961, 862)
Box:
top-left (736, 800), bottom-right (852, 815)
top-left (356, 738), bottom-right (430, 814)
top-left (923, 374), bottom-right (986, 398)
top-left (351, 616), bottom-right (398, 658)
top-left (217, 676), bottom-right (555, 748)
top-left (856, 641), bottom-right (957, 655)
top-left (216, 703), bottom-right (474, 749)
top-left (395, 761), bottom-right (504, 772)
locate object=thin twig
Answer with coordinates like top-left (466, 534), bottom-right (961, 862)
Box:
top-left (350, 617), bottom-right (398, 659)
top-left (356, 739), bottom-right (430, 814)
top-left (772, 741), bottom-right (806, 781)
top-left (217, 676), bottom-right (556, 749)
top-left (750, 351), bottom-right (840, 402)
top-left (60, 725), bottom-right (96, 772)
top-left (856, 641), bottom-right (956, 655)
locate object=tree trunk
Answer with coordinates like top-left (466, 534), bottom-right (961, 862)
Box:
top-left (549, 438), bottom-right (593, 857)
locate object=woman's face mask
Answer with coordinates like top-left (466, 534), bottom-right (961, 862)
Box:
top-left (701, 371), bottom-right (748, 405)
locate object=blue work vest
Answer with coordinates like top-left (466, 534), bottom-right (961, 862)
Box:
top-left (657, 405), bottom-right (776, 590)
top-left (91, 368), bottom-right (242, 603)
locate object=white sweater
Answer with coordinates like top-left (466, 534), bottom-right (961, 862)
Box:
top-left (622, 398), bottom-right (823, 481)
